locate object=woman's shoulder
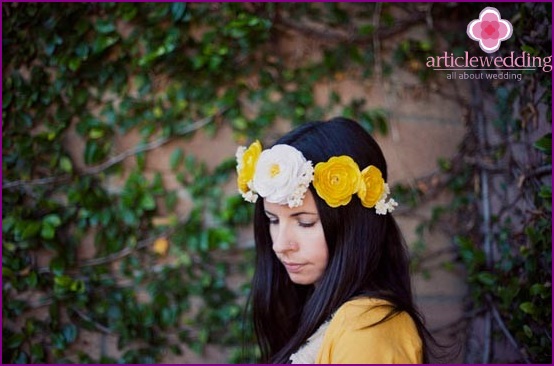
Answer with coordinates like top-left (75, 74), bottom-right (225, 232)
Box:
top-left (317, 297), bottom-right (423, 363)
top-left (337, 296), bottom-right (392, 311)
top-left (331, 297), bottom-right (398, 328)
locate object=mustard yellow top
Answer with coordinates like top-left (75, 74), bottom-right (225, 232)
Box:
top-left (315, 298), bottom-right (423, 364)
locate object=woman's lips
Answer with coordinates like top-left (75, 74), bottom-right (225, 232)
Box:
top-left (283, 262), bottom-right (305, 273)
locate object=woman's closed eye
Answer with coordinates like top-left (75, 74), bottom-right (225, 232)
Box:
top-left (266, 218), bottom-right (316, 228)
top-left (268, 218), bottom-right (279, 225)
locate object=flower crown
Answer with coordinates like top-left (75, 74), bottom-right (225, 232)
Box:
top-left (236, 141), bottom-right (398, 214)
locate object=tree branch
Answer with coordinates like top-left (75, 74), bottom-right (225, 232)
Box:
top-left (71, 307), bottom-right (113, 335)
top-left (3, 111), bottom-right (224, 190)
top-left (273, 12), bottom-right (426, 45)
top-left (486, 295), bottom-right (532, 364)
top-left (82, 114), bottom-right (217, 176)
top-left (37, 229), bottom-right (175, 275)
top-left (519, 164), bottom-right (552, 187)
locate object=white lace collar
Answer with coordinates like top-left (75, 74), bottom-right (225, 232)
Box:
top-left (289, 320), bottom-right (331, 364)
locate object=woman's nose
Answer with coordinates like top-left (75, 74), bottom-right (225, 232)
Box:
top-left (272, 226), bottom-right (297, 253)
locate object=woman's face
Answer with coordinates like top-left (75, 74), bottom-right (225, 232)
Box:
top-left (264, 190), bottom-right (329, 285)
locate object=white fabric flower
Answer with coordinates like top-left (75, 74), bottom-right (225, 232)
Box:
top-left (375, 183), bottom-right (398, 214)
top-left (252, 144), bottom-right (314, 208)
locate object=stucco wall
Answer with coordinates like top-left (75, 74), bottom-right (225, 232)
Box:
top-left (55, 13), bottom-right (470, 363)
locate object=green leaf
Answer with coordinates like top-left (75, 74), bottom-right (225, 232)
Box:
top-left (68, 57), bottom-right (81, 71)
top-left (41, 224), bottom-right (55, 239)
top-left (2, 216), bottom-right (16, 233)
top-left (140, 193), bottom-right (156, 211)
top-left (151, 172), bottom-right (165, 194)
top-left (199, 327), bottom-right (209, 344)
top-left (136, 151), bottom-right (146, 170)
top-left (30, 343), bottom-right (45, 361)
top-left (530, 283), bottom-right (542, 296)
top-left (75, 43), bottom-right (89, 59)
top-left (70, 279), bottom-right (86, 293)
top-left (14, 351), bottom-right (29, 363)
top-left (520, 301), bottom-right (536, 315)
top-left (118, 3), bottom-right (138, 21)
top-left (437, 157), bottom-right (452, 172)
top-left (476, 272), bottom-right (496, 286)
top-left (3, 267), bottom-right (15, 280)
top-left (359, 24), bottom-right (374, 35)
top-left (84, 140), bottom-right (99, 164)
top-left (54, 275), bottom-right (73, 288)
top-left (523, 325), bottom-right (533, 338)
top-left (24, 319), bottom-right (36, 336)
top-left (7, 333), bottom-right (25, 348)
top-left (50, 257), bottom-right (66, 276)
top-left (171, 2), bottom-right (187, 22)
top-left (92, 35), bottom-right (119, 54)
top-left (51, 332), bottom-right (66, 349)
top-left (539, 185), bottom-right (551, 199)
top-left (21, 221), bottom-right (42, 240)
top-left (3, 92), bottom-right (13, 109)
top-left (89, 128), bottom-right (105, 139)
top-left (534, 133), bottom-right (552, 155)
top-left (161, 307), bottom-right (176, 326)
top-left (27, 271), bottom-right (38, 288)
top-left (190, 341), bottom-right (204, 355)
top-left (521, 44), bottom-right (538, 55)
top-left (95, 19), bottom-right (116, 34)
top-left (169, 148), bottom-right (184, 172)
top-left (43, 214), bottom-right (62, 227)
top-left (59, 156), bottom-right (73, 173)
top-left (420, 40), bottom-right (432, 51)
top-left (3, 241), bottom-right (17, 253)
top-left (62, 324), bottom-right (78, 343)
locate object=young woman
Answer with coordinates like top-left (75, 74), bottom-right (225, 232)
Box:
top-left (236, 117), bottom-right (438, 363)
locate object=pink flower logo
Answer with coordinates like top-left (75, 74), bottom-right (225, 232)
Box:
top-left (467, 7), bottom-right (513, 54)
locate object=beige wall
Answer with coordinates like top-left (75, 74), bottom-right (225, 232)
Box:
top-left (58, 19), bottom-right (470, 364)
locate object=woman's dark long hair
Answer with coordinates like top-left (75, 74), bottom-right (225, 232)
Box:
top-left (250, 117), bottom-right (438, 363)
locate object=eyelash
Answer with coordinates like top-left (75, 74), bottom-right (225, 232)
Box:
top-left (267, 219), bottom-right (315, 228)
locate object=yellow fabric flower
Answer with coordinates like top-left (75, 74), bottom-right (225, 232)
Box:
top-left (236, 140), bottom-right (262, 196)
top-left (313, 156), bottom-right (361, 207)
top-left (357, 165), bottom-right (385, 208)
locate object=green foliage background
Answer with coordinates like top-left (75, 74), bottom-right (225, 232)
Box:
top-left (2, 2), bottom-right (551, 363)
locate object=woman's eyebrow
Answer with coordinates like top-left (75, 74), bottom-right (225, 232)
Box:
top-left (290, 212), bottom-right (318, 217)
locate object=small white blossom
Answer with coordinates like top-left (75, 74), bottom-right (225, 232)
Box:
top-left (374, 184), bottom-right (398, 215)
top-left (375, 197), bottom-right (398, 215)
top-left (242, 190), bottom-right (258, 203)
top-left (383, 183), bottom-right (391, 195)
top-left (375, 200), bottom-right (387, 215)
top-left (235, 146), bottom-right (246, 172)
top-left (287, 163), bottom-right (314, 207)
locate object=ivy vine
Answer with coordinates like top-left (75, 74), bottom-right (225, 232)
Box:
top-left (394, 3), bottom-right (552, 363)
